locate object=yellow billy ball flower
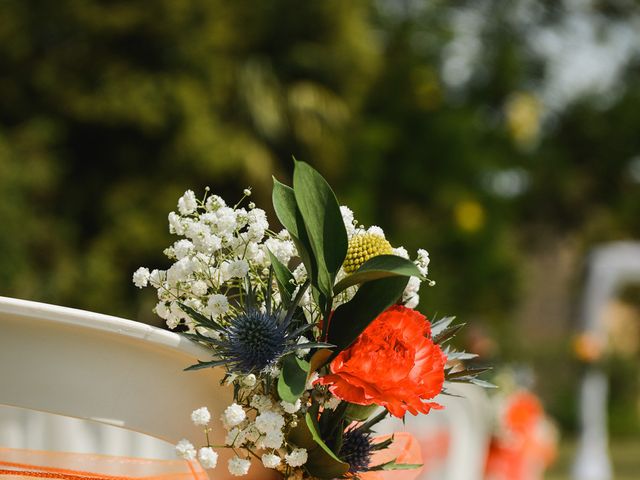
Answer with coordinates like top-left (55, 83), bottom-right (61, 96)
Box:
top-left (343, 234), bottom-right (393, 273)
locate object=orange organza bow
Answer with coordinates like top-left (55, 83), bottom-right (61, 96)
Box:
top-left (361, 433), bottom-right (424, 480)
top-left (0, 448), bottom-right (207, 480)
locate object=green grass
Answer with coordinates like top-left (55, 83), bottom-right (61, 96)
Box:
top-left (546, 437), bottom-right (640, 480)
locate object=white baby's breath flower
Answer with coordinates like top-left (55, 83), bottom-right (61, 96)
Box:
top-left (296, 336), bottom-right (311, 357)
top-left (198, 447), bottom-right (218, 469)
top-left (191, 407), bottom-right (211, 426)
top-left (168, 211), bottom-right (185, 235)
top-left (403, 276), bottom-right (421, 309)
top-left (392, 246), bottom-right (410, 259)
top-left (207, 294), bottom-right (229, 317)
top-left (243, 425), bottom-right (261, 443)
top-left (284, 448), bottom-right (308, 467)
top-left (263, 364), bottom-right (281, 378)
top-left (260, 431), bottom-right (284, 449)
top-left (222, 403), bottom-right (246, 428)
top-left (167, 257), bottom-right (196, 286)
top-left (165, 315), bottom-right (180, 330)
top-left (306, 372), bottom-right (319, 390)
top-left (250, 394), bottom-right (273, 412)
top-left (148, 269), bottom-right (166, 287)
top-left (367, 225), bottom-right (385, 237)
top-left (132, 267), bottom-right (150, 288)
top-left (416, 248), bottom-right (431, 275)
top-left (191, 280), bottom-right (208, 296)
top-left (292, 263), bottom-right (307, 283)
top-left (325, 396), bottom-right (341, 410)
top-left (154, 302), bottom-right (170, 320)
top-left (281, 399), bottom-right (301, 414)
top-left (255, 411), bottom-right (285, 435)
top-left (175, 439), bottom-right (196, 460)
top-left (242, 374), bottom-right (257, 387)
top-left (178, 190), bottom-right (198, 215)
top-left (173, 239), bottom-right (194, 259)
top-left (405, 294), bottom-right (419, 309)
top-left (224, 259), bottom-right (249, 279)
top-left (225, 427), bottom-right (243, 447)
top-left (214, 207), bottom-right (237, 235)
top-left (243, 188), bottom-right (252, 196)
top-left (340, 206), bottom-right (356, 236)
top-left (224, 373), bottom-right (238, 386)
top-left (205, 195), bottom-right (225, 211)
top-left (228, 457), bottom-right (251, 476)
top-left (261, 453), bottom-right (281, 469)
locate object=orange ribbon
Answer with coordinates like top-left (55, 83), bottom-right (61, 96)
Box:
top-left (0, 448), bottom-right (206, 480)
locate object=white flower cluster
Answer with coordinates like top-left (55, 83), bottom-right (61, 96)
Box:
top-left (176, 388), bottom-right (313, 476)
top-left (133, 189), bottom-right (297, 332)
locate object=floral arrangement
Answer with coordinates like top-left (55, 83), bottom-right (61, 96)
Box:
top-left (133, 161), bottom-right (487, 479)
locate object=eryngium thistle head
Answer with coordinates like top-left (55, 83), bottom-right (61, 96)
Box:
top-left (339, 429), bottom-right (373, 473)
top-left (224, 309), bottom-right (288, 374)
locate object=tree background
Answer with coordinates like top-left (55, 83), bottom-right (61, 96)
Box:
top-left (2, 0), bottom-right (640, 468)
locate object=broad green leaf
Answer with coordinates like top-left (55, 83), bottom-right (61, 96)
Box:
top-left (327, 276), bottom-right (409, 357)
top-left (288, 409), bottom-right (350, 478)
top-left (272, 177), bottom-right (317, 287)
top-left (333, 255), bottom-right (422, 294)
top-left (267, 249), bottom-right (295, 307)
top-left (345, 403), bottom-right (379, 421)
top-left (292, 160), bottom-right (347, 298)
top-left (277, 354), bottom-right (310, 403)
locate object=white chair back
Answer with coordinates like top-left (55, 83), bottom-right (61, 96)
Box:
top-left (0, 296), bottom-right (225, 450)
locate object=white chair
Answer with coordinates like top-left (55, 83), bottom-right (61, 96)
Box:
top-left (0, 296), bottom-right (247, 478)
top-left (377, 383), bottom-right (493, 480)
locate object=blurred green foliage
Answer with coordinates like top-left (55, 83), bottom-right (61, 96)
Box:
top-left (1, 0), bottom-right (640, 432)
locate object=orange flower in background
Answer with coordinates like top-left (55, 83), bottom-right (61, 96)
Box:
top-left (505, 391), bottom-right (543, 436)
top-left (316, 305), bottom-right (446, 417)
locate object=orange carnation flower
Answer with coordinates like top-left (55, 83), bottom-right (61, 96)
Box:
top-left (316, 305), bottom-right (447, 417)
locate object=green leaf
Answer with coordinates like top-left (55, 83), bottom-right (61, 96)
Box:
top-left (432, 322), bottom-right (465, 345)
top-left (333, 255), bottom-right (422, 294)
top-left (445, 366), bottom-right (491, 380)
top-left (470, 378), bottom-right (498, 389)
top-left (327, 276), bottom-right (409, 356)
top-left (184, 359), bottom-right (227, 371)
top-left (272, 177), bottom-right (317, 288)
top-left (277, 354), bottom-right (310, 403)
top-left (430, 316), bottom-right (455, 337)
top-left (368, 459), bottom-right (423, 471)
top-left (288, 409), bottom-right (350, 478)
top-left (292, 160), bottom-right (347, 298)
top-left (267, 249), bottom-right (295, 307)
top-left (345, 403), bottom-right (379, 422)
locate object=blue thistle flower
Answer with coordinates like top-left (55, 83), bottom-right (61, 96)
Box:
top-left (222, 308), bottom-right (289, 373)
top-left (183, 275), bottom-right (332, 375)
top-left (339, 428), bottom-right (373, 473)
